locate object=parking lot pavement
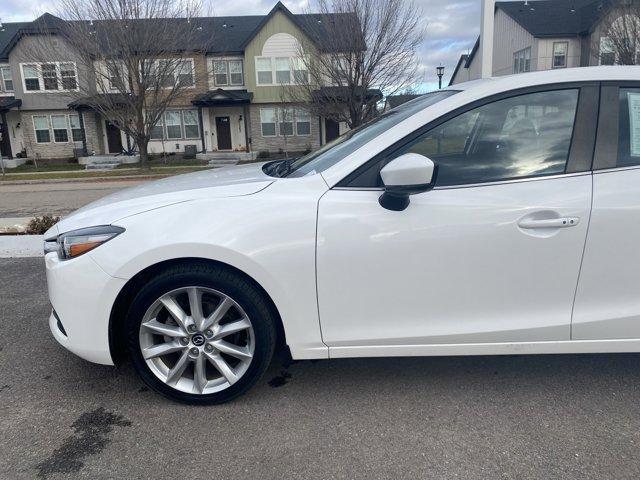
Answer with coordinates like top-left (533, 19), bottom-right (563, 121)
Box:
top-left (3, 258), bottom-right (640, 479)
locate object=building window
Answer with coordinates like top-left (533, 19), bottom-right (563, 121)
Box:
top-left (42, 63), bottom-right (58, 90)
top-left (256, 56), bottom-right (308, 85)
top-left (296, 109), bottom-right (311, 135)
top-left (21, 63), bottom-right (78, 92)
top-left (260, 108), bottom-right (277, 136)
top-left (164, 111), bottom-right (183, 139)
top-left (51, 115), bottom-right (69, 142)
top-left (69, 114), bottom-right (83, 141)
top-left (292, 58), bottom-right (308, 84)
top-left (0, 66), bottom-right (13, 92)
top-left (183, 110), bottom-right (200, 139)
top-left (60, 63), bottom-right (78, 90)
top-left (105, 61), bottom-right (125, 90)
top-left (213, 61), bottom-right (228, 85)
top-left (176, 60), bottom-right (195, 87)
top-left (229, 60), bottom-right (243, 85)
top-left (213, 59), bottom-right (243, 86)
top-left (33, 116), bottom-right (50, 143)
top-left (600, 36), bottom-right (616, 65)
top-left (23, 65), bottom-right (40, 91)
top-left (513, 47), bottom-right (531, 73)
top-left (152, 110), bottom-right (199, 140)
top-left (256, 58), bottom-right (273, 85)
top-left (278, 108), bottom-right (294, 136)
top-left (553, 42), bottom-right (568, 68)
top-left (275, 57), bottom-right (291, 84)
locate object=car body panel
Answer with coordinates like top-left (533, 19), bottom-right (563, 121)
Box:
top-left (317, 174), bottom-right (592, 347)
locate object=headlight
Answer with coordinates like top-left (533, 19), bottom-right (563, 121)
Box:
top-left (45, 225), bottom-right (125, 260)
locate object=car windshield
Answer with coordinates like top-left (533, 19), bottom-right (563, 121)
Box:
top-left (281, 90), bottom-right (460, 178)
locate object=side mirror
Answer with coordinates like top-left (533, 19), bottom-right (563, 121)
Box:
top-left (379, 153), bottom-right (436, 211)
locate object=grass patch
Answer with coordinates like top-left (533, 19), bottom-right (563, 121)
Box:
top-left (9, 162), bottom-right (85, 172)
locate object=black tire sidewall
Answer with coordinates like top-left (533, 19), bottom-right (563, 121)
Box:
top-left (125, 266), bottom-right (276, 405)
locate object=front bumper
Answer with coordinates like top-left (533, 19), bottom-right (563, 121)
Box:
top-left (45, 251), bottom-right (127, 365)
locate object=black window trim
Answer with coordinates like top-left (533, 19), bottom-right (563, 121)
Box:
top-left (592, 81), bottom-right (640, 172)
top-left (337, 81), bottom-right (600, 190)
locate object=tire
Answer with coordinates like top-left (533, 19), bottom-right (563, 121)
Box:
top-left (125, 263), bottom-right (277, 405)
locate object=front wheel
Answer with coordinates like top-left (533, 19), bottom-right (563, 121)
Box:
top-left (125, 264), bottom-right (277, 404)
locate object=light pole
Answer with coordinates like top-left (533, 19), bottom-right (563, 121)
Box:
top-left (436, 65), bottom-right (445, 89)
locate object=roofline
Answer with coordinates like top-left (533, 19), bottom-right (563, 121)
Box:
top-left (239, 1), bottom-right (312, 50)
top-left (448, 54), bottom-right (469, 87)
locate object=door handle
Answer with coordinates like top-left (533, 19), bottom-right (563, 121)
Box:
top-left (518, 217), bottom-right (580, 229)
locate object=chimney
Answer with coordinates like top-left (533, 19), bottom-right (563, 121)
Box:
top-left (480, 0), bottom-right (495, 78)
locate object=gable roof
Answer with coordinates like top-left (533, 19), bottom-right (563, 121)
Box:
top-left (449, 54), bottom-right (470, 86)
top-left (496, 0), bottom-right (608, 37)
top-left (385, 94), bottom-right (423, 109)
top-left (0, 3), bottom-right (348, 60)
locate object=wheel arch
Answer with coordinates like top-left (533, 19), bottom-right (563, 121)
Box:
top-left (108, 257), bottom-right (288, 365)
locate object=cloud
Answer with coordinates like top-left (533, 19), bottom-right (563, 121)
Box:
top-left (0, 0), bottom-right (480, 87)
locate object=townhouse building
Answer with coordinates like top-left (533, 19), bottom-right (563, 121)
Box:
top-left (450, 0), bottom-right (628, 85)
top-left (0, 2), bottom-right (365, 164)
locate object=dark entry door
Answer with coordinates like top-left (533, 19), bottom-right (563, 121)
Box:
top-left (105, 121), bottom-right (122, 154)
top-left (0, 114), bottom-right (12, 158)
top-left (216, 116), bottom-right (232, 150)
top-left (325, 118), bottom-right (340, 142)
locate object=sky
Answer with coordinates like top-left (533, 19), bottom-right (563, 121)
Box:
top-left (0, 0), bottom-right (481, 90)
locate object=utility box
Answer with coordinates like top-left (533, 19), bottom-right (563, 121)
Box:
top-left (184, 144), bottom-right (197, 159)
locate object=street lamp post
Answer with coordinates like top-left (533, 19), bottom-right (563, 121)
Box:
top-left (436, 65), bottom-right (445, 89)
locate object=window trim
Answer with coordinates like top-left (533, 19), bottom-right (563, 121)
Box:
top-left (260, 107), bottom-right (278, 137)
top-left (151, 109), bottom-right (201, 141)
top-left (32, 115), bottom-right (51, 144)
top-left (0, 65), bottom-right (14, 92)
top-left (51, 114), bottom-right (70, 143)
top-left (255, 56), bottom-right (309, 86)
top-left (337, 82), bottom-right (599, 189)
top-left (32, 113), bottom-right (85, 145)
top-left (212, 58), bottom-right (244, 87)
top-left (513, 47), bottom-right (532, 74)
top-left (552, 41), bottom-right (568, 69)
top-left (20, 62), bottom-right (79, 93)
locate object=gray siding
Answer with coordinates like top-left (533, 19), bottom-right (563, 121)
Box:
top-left (492, 8), bottom-right (535, 76)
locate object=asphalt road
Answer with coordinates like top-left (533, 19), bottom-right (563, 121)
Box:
top-left (2, 258), bottom-right (640, 479)
top-left (0, 179), bottom-right (146, 217)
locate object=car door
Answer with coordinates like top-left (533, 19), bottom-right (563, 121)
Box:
top-left (317, 84), bottom-right (598, 352)
top-left (573, 83), bottom-right (640, 340)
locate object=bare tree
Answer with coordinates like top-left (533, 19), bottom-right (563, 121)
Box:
top-left (595, 0), bottom-right (640, 65)
top-left (293, 0), bottom-right (424, 129)
top-left (27, 0), bottom-right (209, 167)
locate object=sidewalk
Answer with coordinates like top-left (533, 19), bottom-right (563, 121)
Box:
top-left (0, 235), bottom-right (43, 258)
top-left (0, 217), bottom-right (31, 234)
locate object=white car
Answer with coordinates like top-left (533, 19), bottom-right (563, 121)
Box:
top-left (45, 66), bottom-right (640, 404)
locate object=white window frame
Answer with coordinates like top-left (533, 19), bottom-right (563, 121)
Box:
top-left (33, 113), bottom-right (84, 144)
top-left (295, 108), bottom-right (311, 136)
top-left (20, 62), bottom-right (79, 93)
top-left (260, 107), bottom-right (277, 137)
top-left (153, 109), bottom-right (200, 140)
top-left (0, 66), bottom-right (14, 92)
top-left (552, 41), bottom-right (568, 69)
top-left (255, 56), bottom-right (309, 86)
top-left (182, 110), bottom-right (200, 139)
top-left (33, 115), bottom-right (51, 144)
top-left (278, 107), bottom-right (294, 136)
top-left (212, 58), bottom-right (244, 87)
top-left (144, 59), bottom-right (196, 90)
top-left (513, 47), bottom-right (531, 74)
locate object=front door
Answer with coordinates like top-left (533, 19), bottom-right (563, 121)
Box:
top-left (0, 113), bottom-right (12, 158)
top-left (325, 119), bottom-right (340, 142)
top-left (216, 116), bottom-right (232, 150)
top-left (105, 120), bottom-right (122, 154)
top-left (317, 87), bottom-right (594, 350)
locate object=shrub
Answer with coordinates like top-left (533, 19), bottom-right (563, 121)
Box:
top-left (26, 215), bottom-right (60, 235)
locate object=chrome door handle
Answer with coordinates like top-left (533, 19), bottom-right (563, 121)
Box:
top-left (518, 217), bottom-right (580, 229)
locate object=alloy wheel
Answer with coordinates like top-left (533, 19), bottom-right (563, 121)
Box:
top-left (139, 286), bottom-right (255, 395)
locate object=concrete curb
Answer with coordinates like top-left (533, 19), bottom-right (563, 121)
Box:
top-left (0, 235), bottom-right (44, 258)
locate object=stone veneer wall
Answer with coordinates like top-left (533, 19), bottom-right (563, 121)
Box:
top-left (21, 109), bottom-right (101, 159)
top-left (249, 103), bottom-right (320, 154)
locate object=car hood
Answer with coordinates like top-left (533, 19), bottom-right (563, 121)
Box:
top-left (48, 162), bottom-right (274, 237)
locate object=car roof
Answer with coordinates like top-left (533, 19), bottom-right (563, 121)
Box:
top-left (444, 66), bottom-right (640, 96)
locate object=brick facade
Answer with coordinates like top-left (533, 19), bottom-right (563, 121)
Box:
top-left (21, 109), bottom-right (101, 159)
top-left (249, 103), bottom-right (320, 154)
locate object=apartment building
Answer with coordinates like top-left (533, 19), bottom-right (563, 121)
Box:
top-left (0, 2), bottom-right (371, 162)
top-left (450, 0), bottom-right (624, 85)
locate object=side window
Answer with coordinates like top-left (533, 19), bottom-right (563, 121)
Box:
top-left (617, 88), bottom-right (640, 167)
top-left (394, 89), bottom-right (579, 187)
